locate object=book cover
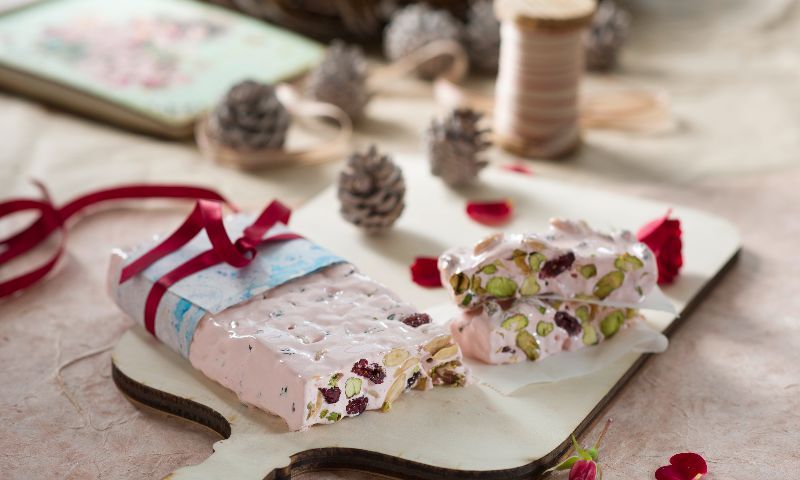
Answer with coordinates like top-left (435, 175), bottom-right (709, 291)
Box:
top-left (0, 0), bottom-right (323, 135)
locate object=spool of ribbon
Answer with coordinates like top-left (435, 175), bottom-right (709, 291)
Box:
top-left (118, 199), bottom-right (302, 337)
top-left (0, 184), bottom-right (230, 299)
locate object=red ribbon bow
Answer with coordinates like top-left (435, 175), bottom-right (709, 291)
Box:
top-left (1, 183), bottom-right (230, 299)
top-left (118, 199), bottom-right (301, 337)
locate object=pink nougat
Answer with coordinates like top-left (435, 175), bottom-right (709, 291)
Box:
top-left (450, 298), bottom-right (644, 365)
top-left (109, 258), bottom-right (467, 431)
top-left (438, 219), bottom-right (658, 310)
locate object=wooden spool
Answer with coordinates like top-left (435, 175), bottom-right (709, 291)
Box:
top-left (493, 0), bottom-right (596, 159)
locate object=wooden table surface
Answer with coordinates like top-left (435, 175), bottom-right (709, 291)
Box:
top-left (2, 0), bottom-right (799, 478)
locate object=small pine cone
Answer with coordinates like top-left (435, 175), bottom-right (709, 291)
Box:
top-left (585, 0), bottom-right (631, 72)
top-left (208, 80), bottom-right (290, 150)
top-left (426, 108), bottom-right (490, 187)
top-left (465, 0), bottom-right (500, 73)
top-left (338, 145), bottom-right (405, 234)
top-left (383, 3), bottom-right (463, 80)
top-left (306, 40), bottom-right (369, 119)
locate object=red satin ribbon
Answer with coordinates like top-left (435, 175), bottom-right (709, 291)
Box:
top-left (0, 184), bottom-right (230, 298)
top-left (118, 199), bottom-right (301, 336)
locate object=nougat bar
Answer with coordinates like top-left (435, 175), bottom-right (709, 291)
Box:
top-left (439, 219), bottom-right (657, 309)
top-left (111, 259), bottom-right (467, 431)
top-left (450, 298), bottom-right (643, 365)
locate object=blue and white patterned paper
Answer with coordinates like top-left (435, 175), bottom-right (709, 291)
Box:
top-left (113, 214), bottom-right (345, 357)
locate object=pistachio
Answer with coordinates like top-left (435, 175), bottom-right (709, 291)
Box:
top-left (582, 324), bottom-right (599, 345)
top-left (512, 249), bottom-right (531, 274)
top-left (579, 264), bottom-right (597, 279)
top-left (344, 377), bottom-right (362, 398)
top-left (524, 239), bottom-right (547, 251)
top-left (528, 252), bottom-right (547, 272)
top-left (424, 335), bottom-right (453, 354)
top-left (432, 344), bottom-right (459, 361)
top-left (486, 276), bottom-right (518, 298)
top-left (328, 373), bottom-right (342, 387)
top-left (327, 411), bottom-right (341, 421)
top-left (575, 305), bottom-right (590, 323)
top-left (537, 305), bottom-right (547, 315)
top-left (383, 348), bottom-right (409, 367)
top-left (520, 275), bottom-right (541, 296)
top-left (471, 275), bottom-right (485, 294)
top-left (625, 308), bottom-right (638, 319)
top-left (306, 401), bottom-right (314, 420)
top-left (460, 293), bottom-right (474, 306)
top-left (398, 356), bottom-right (420, 374)
top-left (480, 263), bottom-right (498, 275)
top-left (536, 321), bottom-right (554, 337)
top-left (501, 314), bottom-right (529, 331)
top-left (600, 310), bottom-right (626, 338)
top-left (449, 272), bottom-right (470, 294)
top-left (593, 271), bottom-right (624, 300)
top-left (319, 409), bottom-right (328, 419)
top-left (614, 253), bottom-right (645, 272)
top-left (516, 330), bottom-right (540, 360)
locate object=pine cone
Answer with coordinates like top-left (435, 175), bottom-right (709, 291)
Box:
top-left (585, 0), bottom-right (631, 72)
top-left (383, 3), bottom-right (463, 80)
top-left (208, 80), bottom-right (290, 150)
top-left (338, 145), bottom-right (405, 234)
top-left (465, 0), bottom-right (500, 73)
top-left (306, 40), bottom-right (369, 119)
top-left (426, 108), bottom-right (490, 187)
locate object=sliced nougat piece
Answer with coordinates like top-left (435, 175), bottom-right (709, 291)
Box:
top-left (438, 219), bottom-right (657, 309)
top-left (449, 297), bottom-right (643, 365)
top-left (188, 263), bottom-right (467, 431)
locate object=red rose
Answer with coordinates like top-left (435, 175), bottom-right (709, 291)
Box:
top-left (410, 256), bottom-right (443, 288)
top-left (569, 459), bottom-right (597, 480)
top-left (637, 212), bottom-right (683, 285)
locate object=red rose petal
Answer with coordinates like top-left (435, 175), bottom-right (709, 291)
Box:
top-left (655, 465), bottom-right (685, 480)
top-left (637, 211), bottom-right (683, 285)
top-left (410, 256), bottom-right (442, 288)
top-left (502, 164), bottom-right (534, 175)
top-left (670, 453), bottom-right (707, 478)
top-left (466, 199), bottom-right (513, 226)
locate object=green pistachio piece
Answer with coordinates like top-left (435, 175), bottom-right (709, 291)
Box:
top-left (626, 308), bottom-right (638, 319)
top-left (575, 305), bottom-right (590, 323)
top-left (512, 249), bottom-right (531, 274)
top-left (579, 264), bottom-right (597, 279)
top-left (528, 252), bottom-right (547, 272)
top-left (520, 275), bottom-right (541, 296)
top-left (328, 373), bottom-right (342, 387)
top-left (501, 314), bottom-right (529, 331)
top-left (582, 324), bottom-right (599, 345)
top-left (320, 409), bottom-right (329, 419)
top-left (486, 277), bottom-right (518, 298)
top-left (549, 300), bottom-right (563, 309)
top-left (345, 377), bottom-right (363, 398)
top-left (327, 412), bottom-right (341, 421)
top-left (516, 330), bottom-right (540, 360)
top-left (536, 321), bottom-right (554, 337)
top-left (480, 263), bottom-right (498, 274)
top-left (449, 272), bottom-right (470, 294)
top-left (593, 270), bottom-right (624, 300)
top-left (306, 401), bottom-right (314, 420)
top-left (537, 305), bottom-right (547, 315)
top-left (461, 293), bottom-right (474, 306)
top-left (614, 253), bottom-right (645, 272)
top-left (600, 310), bottom-right (626, 338)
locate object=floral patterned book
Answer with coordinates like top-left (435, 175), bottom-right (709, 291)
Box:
top-left (0, 0), bottom-right (323, 138)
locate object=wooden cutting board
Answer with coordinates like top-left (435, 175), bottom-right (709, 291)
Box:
top-left (111, 159), bottom-right (740, 479)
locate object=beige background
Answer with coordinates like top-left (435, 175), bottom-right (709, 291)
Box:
top-left (1, 0), bottom-right (800, 478)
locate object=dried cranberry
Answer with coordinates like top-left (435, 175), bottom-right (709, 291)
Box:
top-left (346, 396), bottom-right (368, 415)
top-left (351, 359), bottom-right (386, 384)
top-left (406, 370), bottom-right (422, 390)
top-left (539, 252), bottom-right (576, 278)
top-left (554, 311), bottom-right (582, 336)
top-left (401, 313), bottom-right (432, 328)
top-left (318, 386), bottom-right (341, 404)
